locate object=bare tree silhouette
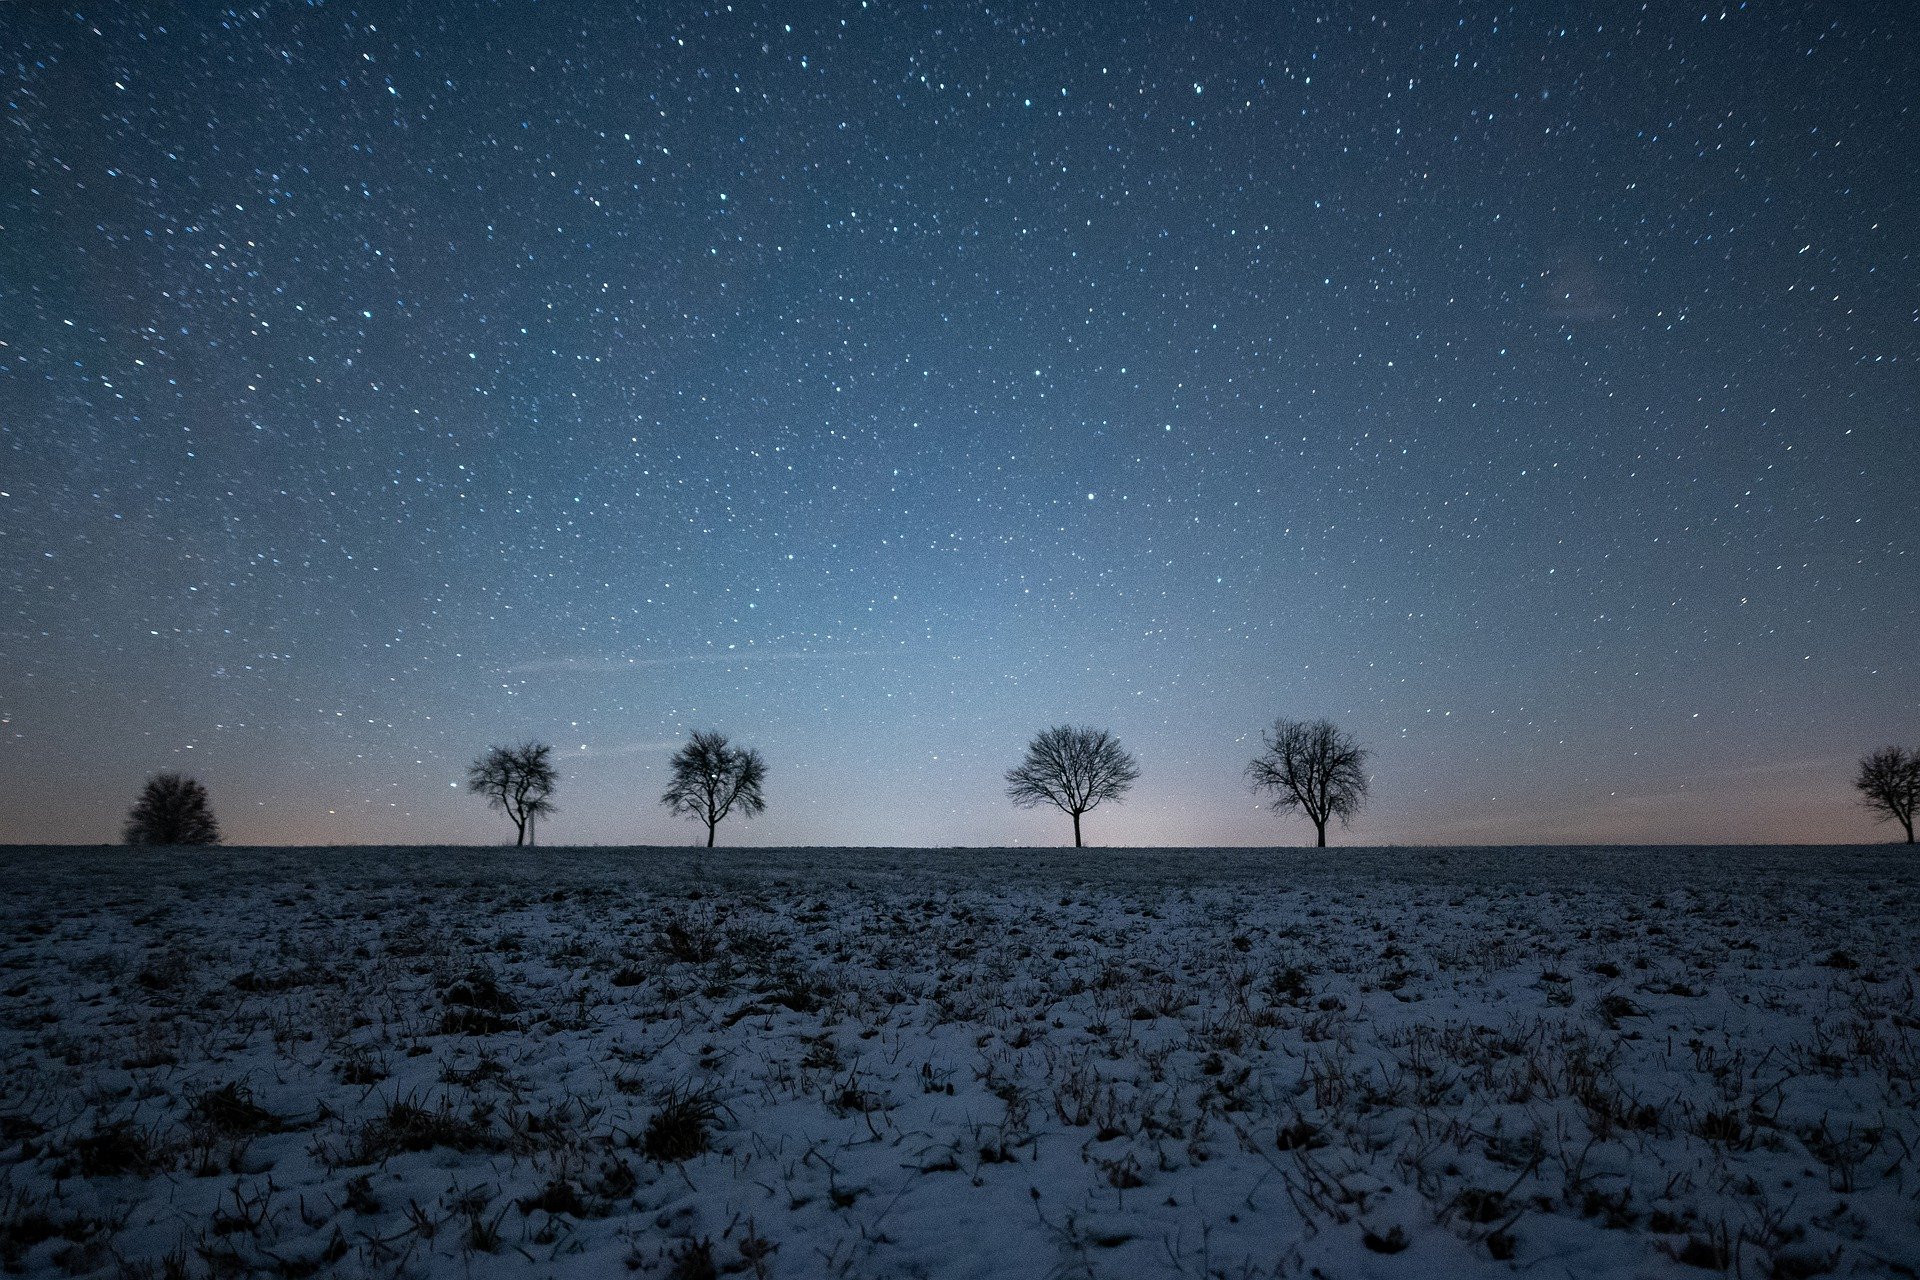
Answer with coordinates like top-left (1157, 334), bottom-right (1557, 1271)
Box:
top-left (1855, 746), bottom-right (1919, 843)
top-left (661, 729), bottom-right (767, 847)
top-left (1247, 718), bottom-right (1371, 847)
top-left (1005, 725), bottom-right (1140, 847)
top-left (123, 773), bottom-right (221, 846)
top-left (466, 741), bottom-right (558, 846)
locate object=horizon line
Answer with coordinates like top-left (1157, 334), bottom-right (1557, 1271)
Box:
top-left (0, 840), bottom-right (1903, 852)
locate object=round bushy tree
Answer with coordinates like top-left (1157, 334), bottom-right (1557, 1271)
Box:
top-left (123, 773), bottom-right (221, 846)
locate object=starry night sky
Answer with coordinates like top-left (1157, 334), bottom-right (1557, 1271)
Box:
top-left (4, 3), bottom-right (1915, 848)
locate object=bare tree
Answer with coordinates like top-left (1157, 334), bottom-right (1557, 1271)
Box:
top-left (1855, 745), bottom-right (1919, 843)
top-left (466, 741), bottom-right (558, 846)
top-left (661, 729), bottom-right (767, 847)
top-left (123, 773), bottom-right (221, 846)
top-left (1247, 718), bottom-right (1371, 847)
top-left (1005, 725), bottom-right (1140, 847)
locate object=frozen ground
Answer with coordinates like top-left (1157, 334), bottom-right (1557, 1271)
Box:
top-left (2, 844), bottom-right (1916, 1279)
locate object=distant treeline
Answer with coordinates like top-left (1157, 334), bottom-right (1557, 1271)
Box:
top-left (122, 732), bottom-right (1920, 847)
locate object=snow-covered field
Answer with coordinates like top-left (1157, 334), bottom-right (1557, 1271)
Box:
top-left (3, 844), bottom-right (1916, 1279)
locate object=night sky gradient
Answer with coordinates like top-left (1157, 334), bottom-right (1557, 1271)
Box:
top-left (4, 3), bottom-right (1915, 847)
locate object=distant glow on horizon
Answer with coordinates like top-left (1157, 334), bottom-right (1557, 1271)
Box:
top-left (1, 5), bottom-right (1914, 847)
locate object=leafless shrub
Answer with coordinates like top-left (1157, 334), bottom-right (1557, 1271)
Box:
top-left (63, 1120), bottom-right (171, 1179)
top-left (641, 1086), bottom-right (723, 1163)
top-left (346, 1094), bottom-right (500, 1163)
top-left (655, 911), bottom-right (722, 964)
top-left (188, 1082), bottom-right (283, 1137)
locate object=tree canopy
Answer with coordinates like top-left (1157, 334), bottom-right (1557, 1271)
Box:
top-left (1247, 718), bottom-right (1371, 847)
top-left (661, 729), bottom-right (767, 847)
top-left (1855, 745), bottom-right (1919, 843)
top-left (1005, 725), bottom-right (1140, 847)
top-left (467, 741), bottom-right (558, 846)
top-left (123, 773), bottom-right (221, 846)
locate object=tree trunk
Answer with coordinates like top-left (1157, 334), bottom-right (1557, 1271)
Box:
top-left (1315, 822), bottom-right (1326, 848)
top-left (706, 822), bottom-right (716, 848)
top-left (1072, 811), bottom-right (1083, 848)
top-left (515, 818), bottom-right (526, 847)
